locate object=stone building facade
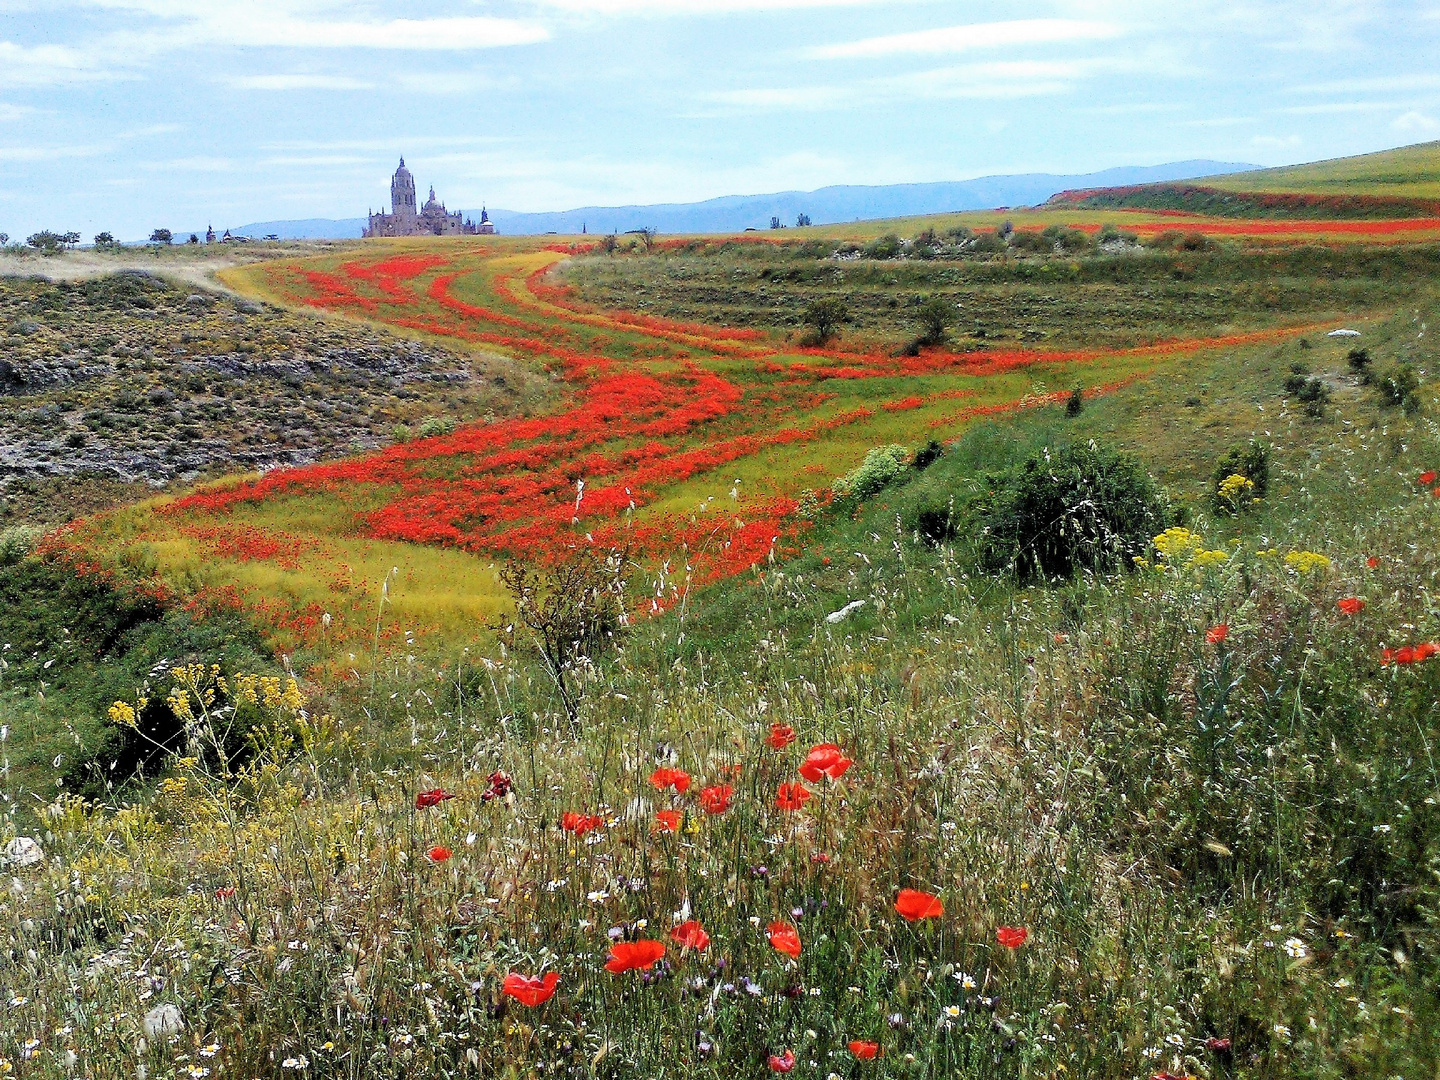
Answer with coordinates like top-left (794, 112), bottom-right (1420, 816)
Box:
top-left (364, 158), bottom-right (495, 237)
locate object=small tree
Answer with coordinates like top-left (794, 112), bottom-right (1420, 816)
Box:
top-left (801, 297), bottom-right (848, 344)
top-left (601, 233), bottom-right (618, 255)
top-left (187, 233), bottom-right (200, 245)
top-left (914, 297), bottom-right (955, 347)
top-left (93, 232), bottom-right (117, 248)
top-left (640, 227), bottom-right (657, 252)
top-left (769, 216), bottom-right (784, 230)
top-left (796, 213), bottom-right (812, 227)
top-left (499, 545), bottom-right (628, 726)
top-left (1065, 387), bottom-right (1084, 417)
top-left (1347, 347), bottom-right (1373, 383)
top-left (149, 228), bottom-right (173, 246)
top-left (0, 233), bottom-right (9, 246)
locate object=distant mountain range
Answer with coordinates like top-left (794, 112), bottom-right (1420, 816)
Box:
top-left (212, 160), bottom-right (1259, 241)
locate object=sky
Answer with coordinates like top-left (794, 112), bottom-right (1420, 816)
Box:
top-left (1, 0), bottom-right (1439, 240)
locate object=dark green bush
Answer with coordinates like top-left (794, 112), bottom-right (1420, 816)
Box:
top-left (1065, 387), bottom-right (1084, 417)
top-left (1211, 439), bottom-right (1270, 513)
top-left (968, 441), bottom-right (1169, 580)
top-left (861, 234), bottom-right (902, 260)
top-left (1378, 363), bottom-right (1423, 415)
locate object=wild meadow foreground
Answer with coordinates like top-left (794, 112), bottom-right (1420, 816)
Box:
top-left (2, 293), bottom-right (1439, 1077)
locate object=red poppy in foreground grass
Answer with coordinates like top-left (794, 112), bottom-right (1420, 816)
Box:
top-left (768, 1050), bottom-right (796, 1072)
top-left (655, 809), bottom-right (682, 833)
top-left (670, 920), bottom-right (710, 951)
top-left (561, 812), bottom-right (604, 835)
top-left (699, 784), bottom-right (733, 814)
top-left (1420, 470), bottom-right (1437, 486)
top-left (1337, 597), bottom-right (1365, 615)
top-left (995, 926), bottom-right (1028, 948)
top-left (848, 1041), bottom-right (880, 1060)
top-left (502, 972), bottom-right (558, 1007)
top-left (894, 889), bottom-right (944, 921)
top-left (416, 788), bottom-right (454, 808)
top-left (1205, 624), bottom-right (1229, 644)
top-left (775, 782), bottom-right (812, 811)
top-left (768, 921), bottom-right (801, 958)
top-left (1367, 556), bottom-right (1380, 568)
top-left (766, 723), bottom-right (797, 750)
top-left (215, 886), bottom-right (236, 899)
top-left (604, 940), bottom-right (666, 973)
top-left (426, 845), bottom-right (453, 863)
top-left (1382, 642), bottom-right (1440, 665)
top-left (1204, 1037), bottom-right (1232, 1053)
top-left (650, 766), bottom-right (691, 794)
top-left (799, 743), bottom-right (854, 782)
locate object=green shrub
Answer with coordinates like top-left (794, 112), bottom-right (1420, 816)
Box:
top-left (861, 233), bottom-right (902, 260)
top-left (1347, 346), bottom-right (1373, 381)
top-left (0, 524), bottom-right (43, 565)
top-left (969, 440), bottom-right (1169, 580)
top-left (1065, 386), bottom-right (1084, 417)
top-left (392, 423), bottom-right (413, 443)
top-left (1211, 439), bottom-right (1270, 513)
top-left (912, 439), bottom-right (943, 469)
top-left (417, 416), bottom-right (456, 439)
top-left (1378, 364), bottom-right (1423, 415)
top-left (833, 445), bottom-right (910, 501)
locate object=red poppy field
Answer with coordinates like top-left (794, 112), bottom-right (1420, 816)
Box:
top-left (65, 228), bottom-right (1362, 659)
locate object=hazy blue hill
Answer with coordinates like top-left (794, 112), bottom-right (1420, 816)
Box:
top-left (214, 159), bottom-right (1256, 240)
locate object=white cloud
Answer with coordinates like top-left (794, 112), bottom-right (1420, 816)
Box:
top-left (807, 18), bottom-right (1121, 60)
top-left (1291, 73), bottom-right (1440, 94)
top-left (1392, 110), bottom-right (1440, 133)
top-left (0, 40), bottom-right (118, 87)
top-left (0, 142), bottom-right (104, 163)
top-left (0, 102), bottom-right (37, 121)
top-left (216, 16), bottom-right (549, 50)
top-left (534, 0), bottom-right (914, 13)
top-left (227, 73), bottom-right (374, 90)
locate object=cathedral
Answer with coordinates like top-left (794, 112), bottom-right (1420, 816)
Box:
top-left (364, 158), bottom-right (495, 238)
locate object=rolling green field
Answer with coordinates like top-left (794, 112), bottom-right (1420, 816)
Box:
top-left (3, 146), bottom-right (1440, 1078)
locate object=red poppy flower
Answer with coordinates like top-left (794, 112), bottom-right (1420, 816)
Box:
top-left (775, 782), bottom-right (812, 811)
top-left (1420, 642), bottom-right (1440, 660)
top-left (848, 1041), bottom-right (880, 1060)
top-left (655, 809), bottom-right (682, 832)
top-left (894, 889), bottom-right (944, 921)
top-left (1420, 470), bottom-right (1437, 486)
top-left (995, 926), bottom-right (1028, 948)
top-left (670, 920), bottom-right (710, 951)
top-left (215, 886), bottom-right (236, 899)
top-left (768, 1050), bottom-right (796, 1073)
top-left (1337, 597), bottom-right (1365, 615)
top-left (561, 812), bottom-right (604, 835)
top-left (426, 845), bottom-right (453, 863)
top-left (798, 743), bottom-right (854, 782)
top-left (502, 972), bottom-right (559, 1006)
top-left (604, 939), bottom-right (666, 973)
top-left (1204, 1037), bottom-right (1232, 1053)
top-left (416, 788), bottom-right (455, 808)
top-left (768, 920), bottom-right (801, 958)
top-left (1151, 1073), bottom-right (1189, 1080)
top-left (650, 766), bottom-right (691, 794)
top-left (1367, 556), bottom-right (1380, 568)
top-left (699, 784), bottom-right (734, 814)
top-left (1383, 642), bottom-right (1438, 665)
top-left (1205, 624), bottom-right (1229, 644)
top-left (766, 723), bottom-right (797, 750)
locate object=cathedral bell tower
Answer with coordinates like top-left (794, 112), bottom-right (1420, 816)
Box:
top-left (391, 158), bottom-right (417, 224)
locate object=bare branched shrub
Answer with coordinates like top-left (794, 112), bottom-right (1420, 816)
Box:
top-left (498, 544), bottom-right (628, 725)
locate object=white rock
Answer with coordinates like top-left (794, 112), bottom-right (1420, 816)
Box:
top-left (3, 836), bottom-right (43, 868)
top-left (143, 1003), bottom-right (184, 1038)
top-left (825, 599), bottom-right (867, 623)
top-left (1326, 328), bottom-right (1361, 337)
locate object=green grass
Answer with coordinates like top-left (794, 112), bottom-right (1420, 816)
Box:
top-left (1206, 140), bottom-right (1440, 199)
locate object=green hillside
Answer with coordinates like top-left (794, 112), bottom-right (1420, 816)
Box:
top-left (1208, 140), bottom-right (1440, 199)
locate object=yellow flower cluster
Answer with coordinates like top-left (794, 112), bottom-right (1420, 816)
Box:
top-left (235, 673), bottom-right (305, 713)
top-left (107, 700), bottom-right (139, 727)
top-left (1284, 550), bottom-right (1332, 574)
top-left (1152, 528), bottom-right (1231, 568)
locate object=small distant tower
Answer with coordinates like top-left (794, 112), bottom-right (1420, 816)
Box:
top-left (205, 224), bottom-right (216, 244)
top-left (391, 157), bottom-right (417, 226)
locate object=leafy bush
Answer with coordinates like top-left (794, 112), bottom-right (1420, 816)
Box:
top-left (1378, 363), bottom-right (1423, 414)
top-left (800, 297), bottom-right (848, 344)
top-left (969, 441), bottom-right (1169, 580)
top-left (833, 445), bottom-right (910, 502)
top-left (417, 415), bottom-right (456, 439)
top-left (1211, 439), bottom-right (1270, 513)
top-left (861, 233), bottom-right (902, 260)
top-left (1065, 386), bottom-right (1084, 417)
top-left (1347, 346), bottom-right (1373, 381)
